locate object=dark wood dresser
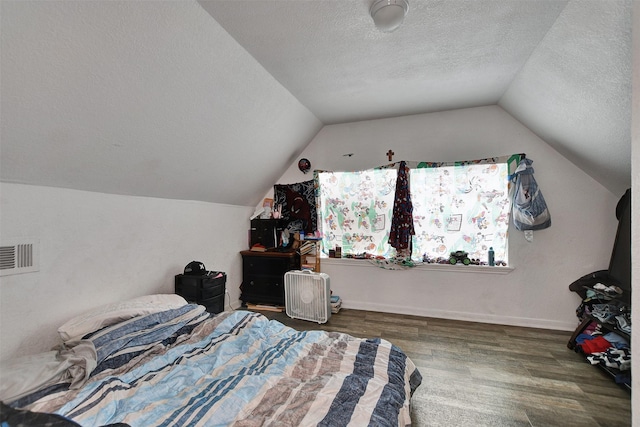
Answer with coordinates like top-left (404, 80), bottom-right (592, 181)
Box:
top-left (240, 250), bottom-right (300, 306)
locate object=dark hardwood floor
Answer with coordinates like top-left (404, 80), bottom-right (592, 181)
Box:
top-left (256, 308), bottom-right (631, 427)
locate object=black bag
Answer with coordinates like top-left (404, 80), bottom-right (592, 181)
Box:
top-left (512, 159), bottom-right (551, 231)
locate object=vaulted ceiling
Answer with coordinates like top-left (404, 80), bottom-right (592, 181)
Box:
top-left (0, 0), bottom-right (632, 206)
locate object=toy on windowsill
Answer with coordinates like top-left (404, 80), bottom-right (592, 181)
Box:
top-left (449, 251), bottom-right (471, 265)
top-left (422, 254), bottom-right (451, 264)
top-left (423, 253), bottom-right (487, 266)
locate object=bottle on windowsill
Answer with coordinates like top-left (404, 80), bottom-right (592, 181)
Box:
top-left (488, 247), bottom-right (495, 266)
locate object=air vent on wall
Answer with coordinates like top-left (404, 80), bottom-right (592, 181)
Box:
top-left (0, 239), bottom-right (39, 276)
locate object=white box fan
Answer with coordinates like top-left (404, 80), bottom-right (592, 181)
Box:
top-left (284, 270), bottom-right (331, 324)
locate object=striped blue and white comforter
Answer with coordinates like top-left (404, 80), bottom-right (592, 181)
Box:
top-left (17, 306), bottom-right (422, 426)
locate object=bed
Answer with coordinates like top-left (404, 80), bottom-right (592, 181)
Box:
top-left (0, 295), bottom-right (422, 426)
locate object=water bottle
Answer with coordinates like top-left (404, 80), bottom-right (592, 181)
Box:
top-left (488, 247), bottom-right (495, 266)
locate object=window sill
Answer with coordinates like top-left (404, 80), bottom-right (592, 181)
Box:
top-left (320, 257), bottom-right (514, 274)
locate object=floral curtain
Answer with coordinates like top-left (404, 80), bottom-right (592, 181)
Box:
top-left (316, 154), bottom-right (523, 264)
top-left (316, 168), bottom-right (397, 257)
top-left (409, 156), bottom-right (520, 264)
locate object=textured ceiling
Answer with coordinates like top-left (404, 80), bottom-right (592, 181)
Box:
top-left (0, 0), bottom-right (633, 205)
top-left (500, 0), bottom-right (632, 194)
top-left (200, 0), bottom-right (568, 124)
top-left (200, 0), bottom-right (632, 194)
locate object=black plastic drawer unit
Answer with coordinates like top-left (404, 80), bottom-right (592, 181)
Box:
top-left (175, 272), bottom-right (226, 314)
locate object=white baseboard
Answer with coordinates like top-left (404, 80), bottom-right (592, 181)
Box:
top-left (341, 301), bottom-right (578, 331)
top-left (228, 299), bottom-right (577, 331)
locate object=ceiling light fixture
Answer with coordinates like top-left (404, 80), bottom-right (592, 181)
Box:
top-left (370, 0), bottom-right (409, 33)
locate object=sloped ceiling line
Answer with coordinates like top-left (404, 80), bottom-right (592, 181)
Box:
top-left (201, 0), bottom-right (631, 195)
top-left (496, 1), bottom-right (570, 102)
top-left (498, 0), bottom-right (632, 195)
top-left (0, 0), bottom-right (631, 207)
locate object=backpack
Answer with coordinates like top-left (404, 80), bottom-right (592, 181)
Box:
top-left (511, 158), bottom-right (551, 231)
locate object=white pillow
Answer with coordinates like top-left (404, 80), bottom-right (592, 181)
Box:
top-left (58, 294), bottom-right (188, 343)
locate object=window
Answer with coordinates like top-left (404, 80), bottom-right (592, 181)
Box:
top-left (410, 162), bottom-right (510, 264)
top-left (317, 168), bottom-right (397, 257)
top-left (317, 156), bottom-right (517, 265)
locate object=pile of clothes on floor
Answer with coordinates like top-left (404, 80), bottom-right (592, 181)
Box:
top-left (574, 291), bottom-right (631, 387)
top-left (575, 323), bottom-right (630, 370)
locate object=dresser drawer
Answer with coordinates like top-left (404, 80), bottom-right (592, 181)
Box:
top-left (175, 273), bottom-right (226, 302)
top-left (200, 295), bottom-right (225, 315)
top-left (241, 277), bottom-right (283, 304)
top-left (240, 251), bottom-right (299, 306)
top-left (243, 257), bottom-right (293, 277)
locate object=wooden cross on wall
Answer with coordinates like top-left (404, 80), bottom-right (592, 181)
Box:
top-left (386, 149), bottom-right (395, 161)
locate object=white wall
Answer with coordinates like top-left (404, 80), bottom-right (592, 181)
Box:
top-left (275, 106), bottom-right (620, 330)
top-left (1, 1), bottom-right (322, 207)
top-left (0, 183), bottom-right (252, 362)
top-left (0, 104), bottom-right (623, 363)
